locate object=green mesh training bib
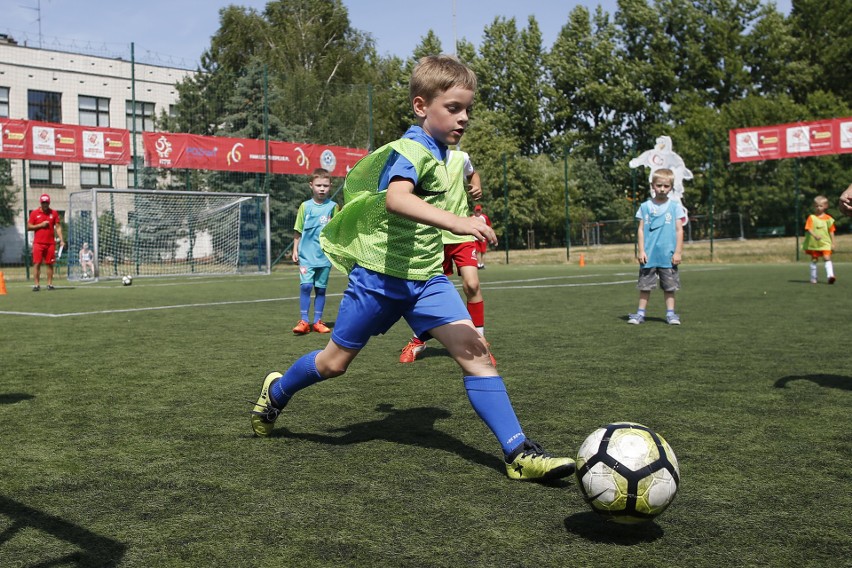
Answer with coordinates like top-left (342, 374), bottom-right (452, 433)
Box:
top-left (441, 150), bottom-right (475, 245)
top-left (320, 139), bottom-right (451, 280)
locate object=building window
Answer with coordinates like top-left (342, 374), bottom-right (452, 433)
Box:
top-left (29, 90), bottom-right (63, 185)
top-left (79, 95), bottom-right (110, 127)
top-left (28, 90), bottom-right (62, 123)
top-left (0, 87), bottom-right (9, 117)
top-left (30, 161), bottom-right (64, 186)
top-left (80, 164), bottom-right (112, 187)
top-left (126, 100), bottom-right (155, 132)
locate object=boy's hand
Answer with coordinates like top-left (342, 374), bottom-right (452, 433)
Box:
top-left (637, 252), bottom-right (648, 264)
top-left (839, 187), bottom-right (852, 217)
top-left (453, 215), bottom-right (497, 245)
top-left (467, 183), bottom-right (482, 200)
top-left (672, 252), bottom-right (682, 265)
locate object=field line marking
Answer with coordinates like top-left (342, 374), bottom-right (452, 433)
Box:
top-left (0, 294), bottom-right (344, 318)
top-left (2, 268), bottom-right (721, 317)
top-left (482, 279), bottom-right (635, 290)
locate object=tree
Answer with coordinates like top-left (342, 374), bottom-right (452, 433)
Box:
top-left (546, 6), bottom-right (645, 170)
top-left (0, 159), bottom-right (18, 227)
top-left (474, 16), bottom-right (548, 154)
top-left (789, 0), bottom-right (852, 106)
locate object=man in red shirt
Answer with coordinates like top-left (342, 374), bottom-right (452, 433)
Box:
top-left (27, 193), bottom-right (64, 291)
top-left (472, 204), bottom-right (492, 269)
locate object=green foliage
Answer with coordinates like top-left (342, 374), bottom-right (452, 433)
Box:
top-left (474, 16), bottom-right (548, 154)
top-left (155, 0), bottom-right (850, 250)
top-left (0, 159), bottom-right (19, 226)
top-left (789, 0), bottom-right (852, 106)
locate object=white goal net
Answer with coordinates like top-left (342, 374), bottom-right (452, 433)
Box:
top-left (66, 188), bottom-right (270, 281)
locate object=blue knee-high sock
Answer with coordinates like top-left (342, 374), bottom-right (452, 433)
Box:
top-left (270, 350), bottom-right (325, 408)
top-left (299, 283), bottom-right (313, 321)
top-left (463, 376), bottom-right (526, 457)
top-left (313, 287), bottom-right (327, 323)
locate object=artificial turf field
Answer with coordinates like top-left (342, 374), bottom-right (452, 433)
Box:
top-left (1, 263), bottom-right (850, 567)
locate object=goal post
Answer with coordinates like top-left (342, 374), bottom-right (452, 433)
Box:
top-left (66, 188), bottom-right (271, 281)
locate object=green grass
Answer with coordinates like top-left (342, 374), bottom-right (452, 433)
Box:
top-left (1, 263), bottom-right (850, 567)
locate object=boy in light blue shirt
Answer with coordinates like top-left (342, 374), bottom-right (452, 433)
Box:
top-left (291, 168), bottom-right (339, 334)
top-left (628, 168), bottom-right (685, 325)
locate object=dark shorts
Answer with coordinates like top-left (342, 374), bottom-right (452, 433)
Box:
top-left (637, 266), bottom-right (680, 292)
top-left (442, 241), bottom-right (478, 276)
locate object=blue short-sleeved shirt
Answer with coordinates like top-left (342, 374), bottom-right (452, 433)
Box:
top-left (295, 199), bottom-right (337, 267)
top-left (636, 199), bottom-right (684, 268)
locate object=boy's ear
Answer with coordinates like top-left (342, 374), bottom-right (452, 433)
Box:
top-left (412, 96), bottom-right (428, 119)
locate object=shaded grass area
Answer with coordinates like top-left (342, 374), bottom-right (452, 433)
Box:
top-left (1, 263), bottom-right (850, 567)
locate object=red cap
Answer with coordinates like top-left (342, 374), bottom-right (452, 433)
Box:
top-left (474, 204), bottom-right (482, 212)
top-left (39, 194), bottom-right (51, 203)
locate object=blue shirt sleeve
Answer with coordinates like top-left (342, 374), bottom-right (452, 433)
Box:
top-left (377, 151), bottom-right (417, 193)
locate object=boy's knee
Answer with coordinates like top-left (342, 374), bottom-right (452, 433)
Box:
top-left (316, 353), bottom-right (351, 378)
top-left (462, 282), bottom-right (480, 299)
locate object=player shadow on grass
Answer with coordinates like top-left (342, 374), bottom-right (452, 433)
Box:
top-left (618, 315), bottom-right (667, 324)
top-left (774, 374), bottom-right (852, 391)
top-left (563, 511), bottom-right (664, 543)
top-left (0, 393), bottom-right (34, 405)
top-left (277, 403), bottom-right (509, 476)
top-left (0, 495), bottom-right (126, 566)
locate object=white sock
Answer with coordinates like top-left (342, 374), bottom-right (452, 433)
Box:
top-left (476, 326), bottom-right (484, 336)
top-left (825, 260), bottom-right (835, 279)
top-left (810, 262), bottom-right (818, 281)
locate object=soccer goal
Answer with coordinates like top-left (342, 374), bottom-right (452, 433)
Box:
top-left (66, 188), bottom-right (271, 281)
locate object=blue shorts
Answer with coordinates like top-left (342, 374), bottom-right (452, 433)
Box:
top-left (299, 265), bottom-right (331, 288)
top-left (331, 265), bottom-right (470, 350)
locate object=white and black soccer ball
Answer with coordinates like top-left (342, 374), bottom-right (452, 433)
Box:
top-left (122, 275), bottom-right (133, 286)
top-left (576, 422), bottom-right (680, 524)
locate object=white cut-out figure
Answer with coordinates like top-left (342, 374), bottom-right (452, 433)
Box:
top-left (629, 136), bottom-right (692, 225)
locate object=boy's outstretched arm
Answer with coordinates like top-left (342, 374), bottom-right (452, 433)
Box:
top-left (386, 179), bottom-right (497, 245)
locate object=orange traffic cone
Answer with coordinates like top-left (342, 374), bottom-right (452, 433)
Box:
top-left (0, 271), bottom-right (7, 295)
top-left (579, 254), bottom-right (585, 267)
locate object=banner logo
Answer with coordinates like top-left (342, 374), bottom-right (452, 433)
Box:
top-left (295, 147), bottom-right (308, 169)
top-left (155, 136), bottom-right (173, 158)
top-left (227, 142), bottom-right (243, 165)
top-left (320, 149), bottom-right (336, 172)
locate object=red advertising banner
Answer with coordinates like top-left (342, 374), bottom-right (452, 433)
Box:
top-left (729, 117), bottom-right (852, 163)
top-left (0, 119), bottom-right (131, 164)
top-left (143, 132), bottom-right (368, 177)
top-left (0, 119), bottom-right (28, 158)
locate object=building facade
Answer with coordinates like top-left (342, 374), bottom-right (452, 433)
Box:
top-left (0, 35), bottom-right (195, 263)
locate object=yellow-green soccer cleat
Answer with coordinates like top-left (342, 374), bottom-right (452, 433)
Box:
top-left (505, 439), bottom-right (576, 482)
top-left (250, 372), bottom-right (283, 437)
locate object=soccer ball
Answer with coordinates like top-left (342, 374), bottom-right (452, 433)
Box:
top-left (122, 275), bottom-right (133, 286)
top-left (576, 422), bottom-right (680, 524)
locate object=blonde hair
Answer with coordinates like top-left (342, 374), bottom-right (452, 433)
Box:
top-left (651, 168), bottom-right (675, 185)
top-left (409, 55), bottom-right (477, 104)
top-left (814, 195), bottom-right (829, 207)
top-left (310, 168), bottom-right (330, 182)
